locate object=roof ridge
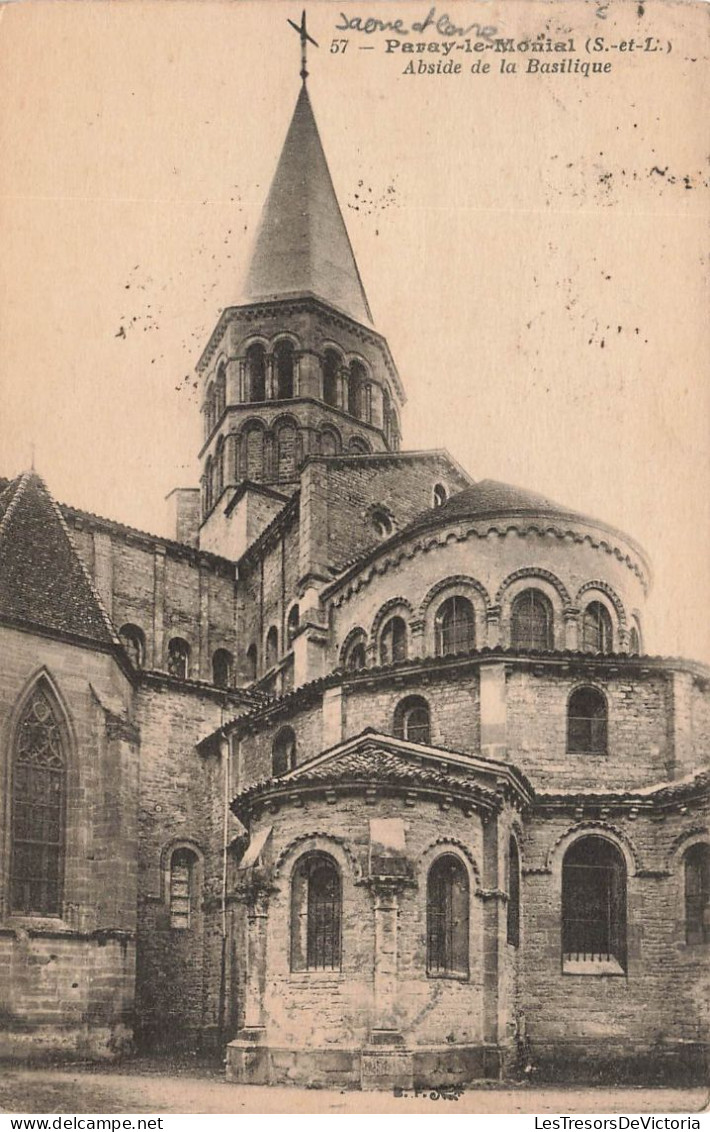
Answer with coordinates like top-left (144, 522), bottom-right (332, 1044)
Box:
top-left (0, 471), bottom-right (31, 544)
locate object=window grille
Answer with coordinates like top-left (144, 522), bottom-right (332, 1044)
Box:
top-left (426, 855), bottom-right (469, 976)
top-left (510, 589), bottom-right (553, 650)
top-left (568, 686), bottom-right (608, 754)
top-left (394, 696), bottom-right (431, 744)
top-left (11, 688), bottom-right (66, 916)
top-left (562, 836), bottom-right (626, 967)
top-left (582, 601), bottom-right (613, 654)
top-left (436, 595), bottom-right (476, 655)
top-left (379, 616), bottom-right (407, 665)
top-left (685, 844), bottom-right (710, 945)
top-left (291, 853), bottom-right (341, 971)
top-left (170, 849), bottom-right (196, 930)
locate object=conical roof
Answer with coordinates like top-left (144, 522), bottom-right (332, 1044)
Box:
top-left (244, 84), bottom-right (373, 326)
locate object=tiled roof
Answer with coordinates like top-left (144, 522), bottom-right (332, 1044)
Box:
top-left (0, 471), bottom-right (118, 647)
top-left (434, 479), bottom-right (586, 522)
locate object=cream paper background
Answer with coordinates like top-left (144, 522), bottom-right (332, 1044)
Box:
top-left (0, 0), bottom-right (707, 669)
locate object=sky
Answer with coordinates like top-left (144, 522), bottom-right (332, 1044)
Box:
top-left (0, 0), bottom-right (708, 663)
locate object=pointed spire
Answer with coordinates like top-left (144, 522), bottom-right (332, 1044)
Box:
top-left (244, 83), bottom-right (373, 326)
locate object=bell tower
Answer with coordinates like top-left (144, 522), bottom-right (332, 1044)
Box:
top-left (193, 14), bottom-right (405, 556)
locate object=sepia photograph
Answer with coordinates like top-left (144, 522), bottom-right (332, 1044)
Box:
top-left (0, 0), bottom-right (708, 1118)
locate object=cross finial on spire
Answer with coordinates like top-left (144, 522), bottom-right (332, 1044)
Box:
top-left (287, 10), bottom-right (318, 83)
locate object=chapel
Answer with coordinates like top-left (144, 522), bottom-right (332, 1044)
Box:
top-left (0, 33), bottom-right (707, 1089)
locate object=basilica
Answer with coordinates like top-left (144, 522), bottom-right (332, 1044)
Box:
top-left (0, 53), bottom-right (708, 1090)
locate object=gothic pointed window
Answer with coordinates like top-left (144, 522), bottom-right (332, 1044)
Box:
top-left (393, 695), bottom-right (431, 744)
top-left (379, 615), bottom-right (407, 665)
top-left (568, 686), bottom-right (608, 754)
top-left (507, 837), bottom-right (521, 948)
top-left (11, 685), bottom-right (66, 916)
top-left (582, 601), bottom-right (613, 654)
top-left (322, 349), bottom-right (340, 407)
top-left (274, 340), bottom-right (295, 399)
top-left (167, 637), bottom-right (190, 679)
top-left (684, 844), bottom-right (710, 945)
top-left (272, 726), bottom-right (297, 777)
top-left (435, 595), bottom-right (476, 656)
top-left (291, 853), bottom-right (341, 971)
top-left (562, 836), bottom-right (626, 970)
top-left (246, 344), bottom-right (266, 403)
top-left (426, 855), bottom-right (469, 977)
top-left (510, 588), bottom-right (554, 651)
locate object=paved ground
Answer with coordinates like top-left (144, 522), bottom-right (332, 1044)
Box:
top-left (0, 1063), bottom-right (707, 1115)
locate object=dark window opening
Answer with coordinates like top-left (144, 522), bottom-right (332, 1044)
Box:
top-left (272, 726), bottom-right (297, 777)
top-left (379, 615), bottom-right (407, 665)
top-left (628, 624), bottom-right (641, 655)
top-left (167, 638), bottom-right (190, 680)
top-left (274, 340), bottom-right (295, 399)
top-left (265, 626), bottom-right (279, 670)
top-left (436, 595), bottom-right (476, 656)
top-left (394, 695), bottom-right (431, 745)
top-left (427, 854), bottom-right (469, 976)
top-left (562, 836), bottom-right (626, 968)
top-left (568, 686), bottom-right (608, 754)
top-left (433, 483), bottom-right (447, 508)
top-left (286, 605), bottom-right (300, 647)
top-left (10, 686), bottom-right (66, 916)
top-left (507, 837), bottom-right (520, 948)
top-left (212, 648), bottom-right (233, 688)
top-left (343, 633), bottom-right (367, 671)
top-left (372, 508), bottom-right (393, 538)
top-left (511, 588), bottom-right (554, 650)
top-left (291, 853), bottom-right (341, 971)
top-left (246, 344), bottom-right (266, 403)
top-left (119, 623), bottom-right (145, 668)
top-left (685, 843), bottom-right (710, 945)
top-left (246, 643), bottom-right (258, 682)
top-left (582, 601), bottom-right (613, 654)
top-left (323, 350), bottom-right (340, 407)
top-left (170, 848), bottom-right (197, 930)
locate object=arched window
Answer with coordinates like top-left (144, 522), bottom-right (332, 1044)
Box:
top-left (205, 382), bottom-right (215, 436)
top-left (274, 340), bottom-right (295, 400)
top-left (212, 648), bottom-right (233, 688)
top-left (684, 844), bottom-right (710, 945)
top-left (435, 595), bottom-right (476, 656)
top-left (204, 456), bottom-right (213, 513)
top-left (393, 696), bottom-right (431, 744)
top-left (568, 686), bottom-right (608, 754)
top-left (170, 847), bottom-right (198, 930)
top-left (379, 615), bottom-right (407, 665)
top-left (277, 423), bottom-right (298, 481)
top-left (291, 853), bottom-right (341, 971)
top-left (348, 361), bottom-right (367, 419)
top-left (562, 836), bottom-right (626, 969)
top-left (10, 685), bottom-right (66, 916)
top-left (433, 483), bottom-right (448, 508)
top-left (582, 601), bottom-right (613, 654)
top-left (119, 623), bottom-right (145, 668)
top-left (349, 436), bottom-right (370, 455)
top-left (272, 726), bottom-right (297, 777)
top-left (215, 362), bottom-right (226, 419)
top-left (286, 605), bottom-right (300, 647)
top-left (507, 837), bottom-right (520, 948)
top-left (246, 643), bottom-right (258, 682)
top-left (265, 626), bottom-right (279, 670)
top-left (167, 637), bottom-right (190, 679)
top-left (628, 622), bottom-right (641, 655)
top-left (245, 343), bottom-right (266, 403)
top-left (426, 855), bottom-right (469, 976)
top-left (215, 436), bottom-right (225, 500)
top-left (510, 588), bottom-right (554, 651)
top-left (342, 631), bottom-right (367, 671)
top-left (319, 427), bottom-right (341, 456)
top-left (243, 425), bottom-right (264, 482)
top-left (371, 508), bottom-right (393, 538)
top-left (322, 350), bottom-right (340, 407)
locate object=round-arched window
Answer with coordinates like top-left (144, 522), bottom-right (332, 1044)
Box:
top-left (272, 726), bottom-right (297, 777)
top-left (379, 615), bottom-right (407, 665)
top-left (510, 588), bottom-right (554, 651)
top-left (435, 595), bottom-right (476, 656)
top-left (393, 696), bottom-right (431, 744)
top-left (582, 601), bottom-right (613, 654)
top-left (120, 623), bottom-right (145, 668)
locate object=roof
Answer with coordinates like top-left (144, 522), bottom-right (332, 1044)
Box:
top-left (244, 84), bottom-right (373, 327)
top-left (0, 471), bottom-right (119, 648)
top-left (231, 729), bottom-right (533, 818)
top-left (435, 479), bottom-right (586, 522)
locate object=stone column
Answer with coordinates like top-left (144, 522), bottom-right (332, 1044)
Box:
top-left (361, 877), bottom-right (413, 1091)
top-left (480, 814), bottom-right (503, 1051)
top-left (410, 618), bottom-right (425, 659)
top-left (227, 881), bottom-right (273, 1085)
top-left (564, 607), bottom-right (580, 651)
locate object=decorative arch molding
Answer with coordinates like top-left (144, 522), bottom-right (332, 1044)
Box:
top-left (211, 350), bottom-right (230, 381)
top-left (238, 333), bottom-right (270, 355)
top-left (269, 331), bottom-right (302, 351)
top-left (418, 575), bottom-right (491, 622)
top-left (666, 826), bottom-right (710, 870)
top-left (270, 412), bottom-right (301, 434)
top-left (509, 819), bottom-right (527, 864)
top-left (320, 341), bottom-right (345, 362)
top-left (273, 830), bottom-right (363, 884)
top-left (238, 416), bottom-right (269, 437)
top-left (5, 668), bottom-right (77, 755)
top-left (418, 836), bottom-right (482, 891)
top-left (159, 837), bottom-right (206, 891)
top-left (496, 568), bottom-right (572, 609)
top-left (370, 596), bottom-right (415, 643)
top-left (342, 350), bottom-right (372, 376)
top-left (327, 521), bottom-right (648, 611)
top-left (339, 625), bottom-right (368, 666)
top-left (576, 580), bottom-right (627, 628)
top-left (545, 820), bottom-right (643, 877)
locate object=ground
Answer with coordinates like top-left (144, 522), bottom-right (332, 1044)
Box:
top-left (0, 1062), bottom-right (707, 1116)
